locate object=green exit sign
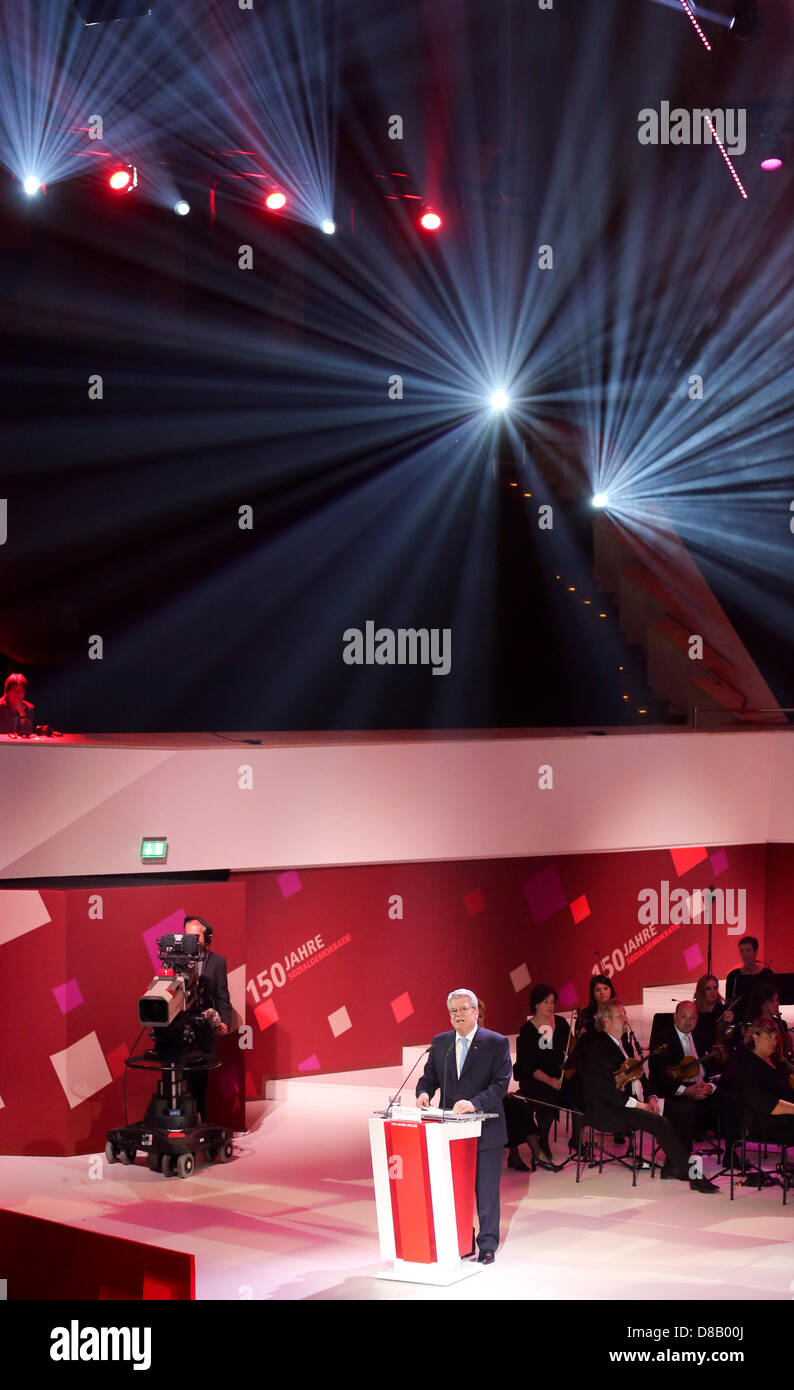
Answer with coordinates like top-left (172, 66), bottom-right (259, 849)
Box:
top-left (141, 837), bottom-right (168, 862)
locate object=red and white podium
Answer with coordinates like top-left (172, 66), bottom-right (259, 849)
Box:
top-left (369, 1105), bottom-right (494, 1285)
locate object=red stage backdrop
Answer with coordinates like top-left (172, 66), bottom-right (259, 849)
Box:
top-left (0, 843), bottom-right (790, 1153)
top-left (240, 841), bottom-right (773, 1087)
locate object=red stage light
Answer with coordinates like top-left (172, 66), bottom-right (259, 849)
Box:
top-left (265, 190), bottom-right (287, 210)
top-left (109, 168), bottom-right (131, 191)
top-left (761, 156), bottom-right (782, 171)
top-left (419, 210), bottom-right (442, 231)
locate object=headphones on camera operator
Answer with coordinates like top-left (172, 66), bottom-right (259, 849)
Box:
top-left (184, 914), bottom-right (214, 947)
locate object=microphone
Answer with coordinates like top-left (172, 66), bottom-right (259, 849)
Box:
top-left (385, 1047), bottom-right (431, 1116)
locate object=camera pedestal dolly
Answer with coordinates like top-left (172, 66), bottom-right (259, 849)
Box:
top-left (105, 1053), bottom-right (233, 1179)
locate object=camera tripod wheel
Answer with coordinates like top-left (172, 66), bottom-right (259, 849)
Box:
top-left (159, 1151), bottom-right (196, 1179)
top-left (202, 1139), bottom-right (233, 1164)
top-left (105, 1141), bottom-right (118, 1165)
top-left (118, 1146), bottom-right (138, 1165)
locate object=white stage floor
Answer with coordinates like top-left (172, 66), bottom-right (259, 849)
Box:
top-left (2, 1065), bottom-right (794, 1301)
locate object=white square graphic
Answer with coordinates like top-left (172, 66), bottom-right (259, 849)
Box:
top-left (328, 1006), bottom-right (352, 1038)
top-left (510, 963), bottom-right (531, 993)
top-left (227, 962), bottom-right (246, 1029)
top-left (50, 1032), bottom-right (113, 1109)
top-left (0, 891), bottom-right (51, 947)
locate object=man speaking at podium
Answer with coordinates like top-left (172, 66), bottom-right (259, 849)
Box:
top-left (416, 989), bottom-right (512, 1264)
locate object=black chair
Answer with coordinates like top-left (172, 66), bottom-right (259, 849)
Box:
top-left (576, 1116), bottom-right (655, 1187)
top-left (730, 1112), bottom-right (790, 1204)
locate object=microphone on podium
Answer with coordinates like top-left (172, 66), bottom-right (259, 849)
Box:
top-left (384, 1048), bottom-right (430, 1117)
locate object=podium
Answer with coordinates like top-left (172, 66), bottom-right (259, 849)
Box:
top-left (369, 1105), bottom-right (497, 1285)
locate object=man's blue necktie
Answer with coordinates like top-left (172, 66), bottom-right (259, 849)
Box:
top-left (459, 1037), bottom-right (469, 1076)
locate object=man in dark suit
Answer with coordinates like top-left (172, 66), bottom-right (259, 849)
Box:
top-left (583, 1001), bottom-right (718, 1193)
top-left (416, 989), bottom-right (512, 1263)
top-left (649, 1001), bottom-right (720, 1140)
top-left (184, 915), bottom-right (232, 1122)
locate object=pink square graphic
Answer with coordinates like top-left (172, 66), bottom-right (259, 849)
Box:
top-left (298, 1054), bottom-right (320, 1072)
top-left (52, 978), bottom-right (83, 1014)
top-left (328, 1005), bottom-right (352, 1037)
top-left (683, 943), bottom-right (703, 972)
top-left (569, 894), bottom-right (591, 924)
top-left (522, 865), bottom-right (567, 925)
top-left (105, 1044), bottom-right (129, 1080)
top-left (558, 981), bottom-right (578, 1009)
top-left (142, 908), bottom-right (186, 971)
top-left (278, 871), bottom-right (302, 899)
top-left (464, 888), bottom-right (485, 917)
top-left (391, 992), bottom-right (414, 1023)
top-left (510, 963), bottom-right (531, 994)
top-left (669, 846), bottom-right (708, 878)
top-left (710, 849), bottom-right (729, 877)
top-left (254, 999), bottom-right (279, 1031)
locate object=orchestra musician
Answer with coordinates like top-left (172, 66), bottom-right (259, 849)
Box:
top-left (514, 984), bottom-right (574, 1163)
top-left (569, 974), bottom-right (641, 1150)
top-left (692, 974), bottom-right (734, 1056)
top-left (726, 1018), bottom-right (794, 1146)
top-left (743, 981), bottom-right (792, 1063)
top-left (725, 937), bottom-right (774, 1023)
top-left (582, 1001), bottom-right (719, 1193)
top-left (649, 1000), bottom-right (721, 1142)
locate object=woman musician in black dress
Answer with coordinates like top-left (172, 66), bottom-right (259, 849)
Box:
top-left (693, 974), bottom-right (736, 1055)
top-left (728, 1018), bottom-right (794, 1145)
top-left (744, 981), bottom-right (793, 1063)
top-left (514, 984), bottom-right (576, 1163)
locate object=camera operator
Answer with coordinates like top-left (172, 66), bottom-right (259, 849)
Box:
top-left (183, 915), bottom-right (232, 1122)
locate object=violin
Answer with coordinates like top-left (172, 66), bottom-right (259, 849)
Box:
top-left (666, 1042), bottom-right (727, 1084)
top-left (771, 1012), bottom-right (794, 1063)
top-left (614, 1044), bottom-right (667, 1090)
top-left (713, 992), bottom-right (742, 1046)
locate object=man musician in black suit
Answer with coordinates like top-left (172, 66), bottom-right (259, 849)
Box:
top-left (416, 989), bottom-right (512, 1263)
top-left (183, 915), bottom-right (232, 1122)
top-left (649, 1000), bottom-right (721, 1141)
top-left (583, 1001), bottom-right (719, 1193)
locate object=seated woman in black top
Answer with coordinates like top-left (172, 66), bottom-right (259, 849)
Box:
top-left (514, 984), bottom-right (574, 1162)
top-left (728, 1018), bottom-right (794, 1143)
top-left (743, 981), bottom-right (793, 1062)
top-left (692, 973), bottom-right (734, 1055)
top-left (575, 976), bottom-right (614, 1038)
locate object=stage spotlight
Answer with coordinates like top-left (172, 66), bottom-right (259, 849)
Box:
top-left (321, 219), bottom-right (336, 235)
top-left (22, 176), bottom-right (42, 197)
top-left (174, 200), bottom-right (190, 215)
top-left (265, 190), bottom-right (288, 211)
top-left (490, 390), bottom-right (509, 412)
top-left (419, 210), bottom-right (442, 231)
top-left (592, 492), bottom-right (609, 508)
top-left (109, 167), bottom-right (134, 192)
top-left (760, 155), bottom-right (782, 172)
